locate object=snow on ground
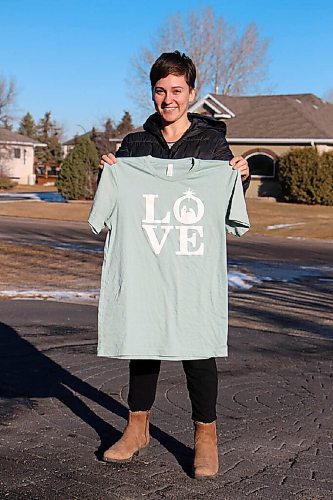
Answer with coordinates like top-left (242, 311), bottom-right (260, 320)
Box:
top-left (0, 271), bottom-right (261, 303)
top-left (2, 263), bottom-right (331, 303)
top-left (0, 193), bottom-right (41, 200)
top-left (0, 192), bottom-right (66, 202)
top-left (266, 222), bottom-right (305, 230)
top-left (227, 271), bottom-right (262, 290)
top-left (0, 290), bottom-right (99, 302)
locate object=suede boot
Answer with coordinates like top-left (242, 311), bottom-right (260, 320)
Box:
top-left (103, 410), bottom-right (150, 463)
top-left (193, 421), bottom-right (219, 479)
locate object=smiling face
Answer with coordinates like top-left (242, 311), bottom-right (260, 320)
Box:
top-left (152, 73), bottom-right (196, 126)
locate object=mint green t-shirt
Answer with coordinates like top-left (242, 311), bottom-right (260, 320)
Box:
top-left (88, 156), bottom-right (250, 360)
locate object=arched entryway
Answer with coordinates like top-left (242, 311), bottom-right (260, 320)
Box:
top-left (243, 149), bottom-right (281, 198)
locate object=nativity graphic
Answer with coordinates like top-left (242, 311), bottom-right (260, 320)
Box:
top-left (142, 189), bottom-right (205, 256)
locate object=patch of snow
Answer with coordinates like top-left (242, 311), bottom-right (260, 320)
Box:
top-left (0, 272), bottom-right (264, 303)
top-left (267, 222), bottom-right (305, 230)
top-left (1, 262), bottom-right (331, 304)
top-left (0, 289), bottom-right (99, 303)
top-left (300, 265), bottom-right (333, 272)
top-left (0, 192), bottom-right (66, 202)
top-left (0, 193), bottom-right (40, 200)
top-left (228, 271), bottom-right (261, 290)
top-left (229, 260), bottom-right (333, 287)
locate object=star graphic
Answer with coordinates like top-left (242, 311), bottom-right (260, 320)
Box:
top-left (183, 188), bottom-right (195, 198)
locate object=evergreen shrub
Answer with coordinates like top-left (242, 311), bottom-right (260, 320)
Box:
top-left (0, 176), bottom-right (17, 190)
top-left (56, 136), bottom-right (99, 200)
top-left (279, 147), bottom-right (333, 205)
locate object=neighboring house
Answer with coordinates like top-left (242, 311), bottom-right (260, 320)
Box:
top-left (107, 128), bottom-right (144, 152)
top-left (189, 93), bottom-right (333, 198)
top-left (62, 127), bottom-right (143, 158)
top-left (62, 94), bottom-right (333, 198)
top-left (0, 128), bottom-right (46, 184)
top-left (62, 132), bottom-right (92, 157)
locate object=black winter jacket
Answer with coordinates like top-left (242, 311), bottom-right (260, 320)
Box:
top-left (115, 112), bottom-right (250, 191)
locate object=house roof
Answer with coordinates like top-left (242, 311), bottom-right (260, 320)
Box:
top-left (63, 126), bottom-right (144, 145)
top-left (62, 131), bottom-right (93, 145)
top-left (0, 128), bottom-right (43, 146)
top-left (108, 126), bottom-right (144, 142)
top-left (189, 93), bottom-right (333, 142)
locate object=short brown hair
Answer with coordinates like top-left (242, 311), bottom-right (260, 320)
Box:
top-left (150, 51), bottom-right (196, 89)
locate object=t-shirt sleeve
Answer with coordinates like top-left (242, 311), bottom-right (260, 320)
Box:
top-left (225, 170), bottom-right (250, 237)
top-left (88, 165), bottom-right (118, 234)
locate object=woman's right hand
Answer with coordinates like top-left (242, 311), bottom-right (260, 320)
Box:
top-left (99, 153), bottom-right (117, 169)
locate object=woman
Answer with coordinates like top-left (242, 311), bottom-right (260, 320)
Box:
top-left (98, 51), bottom-right (250, 479)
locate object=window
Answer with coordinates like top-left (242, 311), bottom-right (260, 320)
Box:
top-left (246, 153), bottom-right (275, 178)
top-left (14, 148), bottom-right (21, 159)
top-left (48, 166), bottom-right (58, 176)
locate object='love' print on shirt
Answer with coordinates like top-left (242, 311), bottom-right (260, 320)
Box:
top-left (141, 189), bottom-right (205, 256)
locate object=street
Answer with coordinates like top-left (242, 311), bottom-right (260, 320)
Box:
top-left (1, 215), bottom-right (333, 265)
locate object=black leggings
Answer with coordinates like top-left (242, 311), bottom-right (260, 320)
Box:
top-left (127, 358), bottom-right (218, 423)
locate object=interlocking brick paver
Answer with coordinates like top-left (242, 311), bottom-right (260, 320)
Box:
top-left (0, 273), bottom-right (332, 499)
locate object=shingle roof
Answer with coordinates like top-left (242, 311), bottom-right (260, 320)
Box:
top-left (62, 131), bottom-right (92, 145)
top-left (63, 127), bottom-right (144, 145)
top-left (195, 93), bottom-right (333, 140)
top-left (0, 128), bottom-right (41, 145)
top-left (108, 126), bottom-right (143, 141)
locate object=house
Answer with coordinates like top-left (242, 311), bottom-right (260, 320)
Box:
top-left (0, 128), bottom-right (46, 184)
top-left (62, 127), bottom-right (143, 157)
top-left (62, 131), bottom-right (93, 158)
top-left (62, 94), bottom-right (333, 198)
top-left (189, 93), bottom-right (333, 198)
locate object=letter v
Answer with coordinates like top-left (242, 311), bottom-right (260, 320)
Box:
top-left (142, 225), bottom-right (173, 255)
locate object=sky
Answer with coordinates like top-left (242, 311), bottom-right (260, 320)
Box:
top-left (1, 0), bottom-right (332, 139)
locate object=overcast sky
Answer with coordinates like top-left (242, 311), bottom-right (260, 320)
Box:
top-left (1, 0), bottom-right (332, 138)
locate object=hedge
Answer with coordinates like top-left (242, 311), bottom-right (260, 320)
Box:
top-left (0, 176), bottom-right (17, 190)
top-left (279, 147), bottom-right (333, 205)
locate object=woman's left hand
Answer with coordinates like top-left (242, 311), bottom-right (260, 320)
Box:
top-left (230, 156), bottom-right (249, 181)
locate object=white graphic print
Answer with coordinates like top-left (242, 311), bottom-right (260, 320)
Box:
top-left (142, 189), bottom-right (204, 256)
top-left (173, 189), bottom-right (204, 224)
top-left (141, 225), bottom-right (173, 255)
top-left (142, 194), bottom-right (170, 223)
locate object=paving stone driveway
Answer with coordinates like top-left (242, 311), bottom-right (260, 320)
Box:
top-left (0, 273), bottom-right (332, 499)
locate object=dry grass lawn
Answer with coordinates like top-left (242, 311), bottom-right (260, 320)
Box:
top-left (0, 198), bottom-right (332, 240)
top-left (2, 184), bottom-right (57, 192)
top-left (0, 199), bottom-right (332, 295)
top-left (246, 199), bottom-right (333, 240)
top-left (0, 201), bottom-right (91, 221)
top-left (0, 241), bottom-right (102, 292)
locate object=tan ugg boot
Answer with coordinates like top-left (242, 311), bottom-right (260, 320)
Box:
top-left (103, 410), bottom-right (150, 463)
top-left (193, 421), bottom-right (219, 479)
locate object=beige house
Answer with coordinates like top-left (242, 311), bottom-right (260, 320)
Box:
top-left (189, 93), bottom-right (333, 198)
top-left (62, 94), bottom-right (333, 198)
top-left (0, 128), bottom-right (46, 184)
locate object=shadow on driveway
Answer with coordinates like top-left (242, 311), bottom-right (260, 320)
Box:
top-left (0, 321), bottom-right (193, 476)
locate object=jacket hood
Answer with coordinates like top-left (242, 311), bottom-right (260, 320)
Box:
top-left (143, 112), bottom-right (227, 138)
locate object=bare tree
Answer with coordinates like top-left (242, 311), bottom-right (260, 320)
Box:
top-left (214, 23), bottom-right (269, 95)
top-left (324, 89), bottom-right (333, 103)
top-left (0, 76), bottom-right (17, 128)
top-left (128, 7), bottom-right (269, 113)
